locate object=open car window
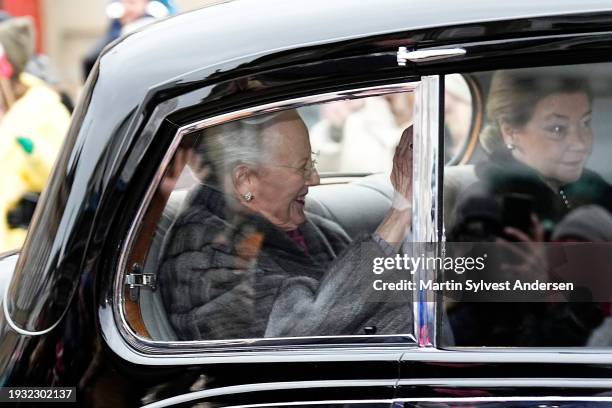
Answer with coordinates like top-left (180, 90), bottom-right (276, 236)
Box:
top-left (120, 88), bottom-right (421, 345)
top-left (441, 62), bottom-right (612, 347)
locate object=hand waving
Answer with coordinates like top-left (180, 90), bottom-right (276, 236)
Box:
top-left (390, 125), bottom-right (414, 208)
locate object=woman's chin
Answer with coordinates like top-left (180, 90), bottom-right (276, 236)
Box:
top-left (261, 205), bottom-right (306, 230)
top-left (289, 203), bottom-right (307, 225)
top-left (557, 167), bottom-right (584, 185)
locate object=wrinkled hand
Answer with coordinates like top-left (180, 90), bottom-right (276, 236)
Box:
top-left (375, 125), bottom-right (414, 243)
top-left (390, 125), bottom-right (414, 206)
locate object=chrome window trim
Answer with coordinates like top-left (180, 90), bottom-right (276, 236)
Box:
top-left (111, 81), bottom-right (423, 356)
top-left (395, 377), bottom-right (612, 388)
top-left (396, 397), bottom-right (612, 404)
top-left (140, 379), bottom-right (396, 408)
top-left (3, 283), bottom-right (61, 336)
top-left (140, 378), bottom-right (612, 407)
top-left (412, 76), bottom-right (440, 348)
top-left (101, 298), bottom-right (612, 365)
top-left (225, 397), bottom-right (612, 408)
top-left (207, 403), bottom-right (392, 408)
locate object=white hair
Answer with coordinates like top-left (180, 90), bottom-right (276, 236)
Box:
top-left (196, 110), bottom-right (301, 187)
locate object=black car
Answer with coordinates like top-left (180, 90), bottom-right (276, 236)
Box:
top-left (2, 0), bottom-right (612, 406)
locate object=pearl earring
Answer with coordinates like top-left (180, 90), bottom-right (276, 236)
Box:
top-left (506, 143), bottom-right (515, 150)
top-left (243, 192), bottom-right (253, 202)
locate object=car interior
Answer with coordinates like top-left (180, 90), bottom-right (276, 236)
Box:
top-left (138, 173), bottom-right (397, 341)
top-left (124, 87), bottom-right (478, 342)
top-left (127, 62), bottom-right (612, 345)
top-left (126, 64), bottom-right (612, 341)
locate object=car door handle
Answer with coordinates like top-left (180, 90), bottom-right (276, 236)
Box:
top-left (397, 47), bottom-right (466, 65)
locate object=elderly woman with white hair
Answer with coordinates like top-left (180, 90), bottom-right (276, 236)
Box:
top-left (159, 109), bottom-right (414, 341)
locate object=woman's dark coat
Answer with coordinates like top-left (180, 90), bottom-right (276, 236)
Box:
top-left (454, 151), bottom-right (612, 227)
top-left (447, 152), bottom-right (612, 346)
top-left (159, 184), bottom-right (412, 340)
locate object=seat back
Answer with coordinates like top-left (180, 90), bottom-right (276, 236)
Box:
top-left (305, 173), bottom-right (393, 238)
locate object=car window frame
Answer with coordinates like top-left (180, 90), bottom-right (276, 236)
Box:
top-left (111, 80), bottom-right (436, 357)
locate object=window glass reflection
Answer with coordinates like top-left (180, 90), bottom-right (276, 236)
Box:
top-left (132, 92), bottom-right (417, 342)
top-left (442, 64), bottom-right (612, 347)
top-left (309, 94), bottom-right (414, 173)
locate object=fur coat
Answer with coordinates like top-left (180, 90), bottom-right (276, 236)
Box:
top-left (159, 184), bottom-right (412, 340)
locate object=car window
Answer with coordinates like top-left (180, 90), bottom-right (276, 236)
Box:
top-left (307, 94), bottom-right (413, 174)
top-left (304, 81), bottom-right (474, 173)
top-left (122, 90), bottom-right (419, 344)
top-left (441, 63), bottom-right (612, 347)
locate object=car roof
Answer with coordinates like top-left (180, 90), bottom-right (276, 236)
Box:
top-left (105, 0), bottom-right (612, 89)
top-left (180, 0), bottom-right (612, 50)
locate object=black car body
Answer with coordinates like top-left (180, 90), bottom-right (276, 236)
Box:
top-left (2, 0), bottom-right (612, 406)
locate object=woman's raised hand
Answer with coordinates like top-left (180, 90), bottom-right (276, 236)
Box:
top-left (390, 125), bottom-right (414, 208)
top-left (375, 125), bottom-right (414, 245)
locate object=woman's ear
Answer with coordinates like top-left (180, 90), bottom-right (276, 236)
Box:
top-left (232, 164), bottom-right (257, 198)
top-left (499, 119), bottom-right (517, 146)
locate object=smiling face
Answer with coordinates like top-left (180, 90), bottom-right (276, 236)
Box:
top-left (502, 92), bottom-right (593, 189)
top-left (240, 111), bottom-right (320, 231)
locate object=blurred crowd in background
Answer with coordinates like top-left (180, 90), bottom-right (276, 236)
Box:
top-left (0, 0), bottom-right (474, 252)
top-left (0, 0), bottom-right (217, 252)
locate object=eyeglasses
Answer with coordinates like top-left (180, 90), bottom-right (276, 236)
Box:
top-left (271, 151), bottom-right (319, 181)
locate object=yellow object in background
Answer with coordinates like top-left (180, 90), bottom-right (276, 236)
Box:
top-left (0, 73), bottom-right (70, 253)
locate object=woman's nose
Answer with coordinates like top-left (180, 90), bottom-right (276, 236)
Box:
top-left (306, 168), bottom-right (320, 186)
top-left (570, 125), bottom-right (592, 152)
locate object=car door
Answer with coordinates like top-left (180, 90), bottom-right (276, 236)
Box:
top-left (105, 80), bottom-right (435, 405)
top-left (90, 18), bottom-right (441, 408)
top-left (395, 7), bottom-right (612, 402)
